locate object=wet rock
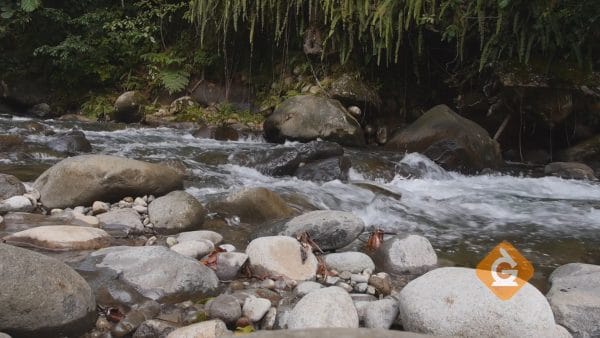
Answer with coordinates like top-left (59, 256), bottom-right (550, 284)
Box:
top-left (0, 135), bottom-right (25, 152)
top-left (176, 230), bottom-right (223, 245)
top-left (193, 125), bottom-right (239, 141)
top-left (281, 210), bottom-right (365, 251)
top-left (243, 296), bottom-right (272, 322)
top-left (260, 307), bottom-right (277, 330)
top-left (559, 134), bottom-right (600, 169)
top-left (0, 244), bottom-right (96, 337)
top-left (329, 73), bottom-right (381, 113)
top-left (81, 246), bottom-right (218, 302)
top-left (399, 267), bottom-right (567, 337)
top-left (323, 252), bottom-right (375, 274)
top-left (0, 173), bottom-right (26, 200)
top-left (295, 281), bottom-right (324, 297)
top-left (215, 252), bottom-right (248, 280)
top-left (0, 195), bottom-right (33, 214)
top-left (288, 286), bottom-right (359, 329)
top-left (544, 162), bottom-right (597, 180)
top-left (356, 299), bottom-right (398, 329)
top-left (3, 225), bottom-right (111, 251)
top-left (264, 95), bottom-right (365, 147)
top-left (385, 104), bottom-right (502, 172)
top-left (166, 319), bottom-right (230, 338)
top-left (26, 103), bottom-right (51, 118)
top-left (97, 208), bottom-right (144, 235)
top-left (243, 328), bottom-right (428, 338)
top-left (47, 130), bottom-right (92, 154)
top-left (246, 236), bottom-right (318, 281)
top-left (148, 191), bottom-right (206, 235)
top-left (33, 155), bottom-right (183, 209)
top-left (209, 187), bottom-right (294, 224)
top-left (373, 234), bottom-right (437, 275)
top-left (208, 294), bottom-right (242, 324)
top-left (294, 156), bottom-right (351, 182)
top-left (170, 240), bottom-right (214, 259)
top-left (368, 272), bottom-right (392, 296)
top-left (113, 91), bottom-right (145, 123)
top-left (133, 319), bottom-right (178, 338)
top-left (546, 263), bottom-right (600, 337)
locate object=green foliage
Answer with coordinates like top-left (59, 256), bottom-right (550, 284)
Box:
top-left (80, 94), bottom-right (115, 119)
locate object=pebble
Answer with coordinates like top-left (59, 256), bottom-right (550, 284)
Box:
top-left (207, 295), bottom-right (242, 324)
top-left (166, 237), bottom-right (178, 247)
top-left (260, 279), bottom-right (276, 290)
top-left (134, 197), bottom-right (147, 207)
top-left (119, 201), bottom-right (133, 208)
top-left (170, 240), bottom-right (214, 259)
top-left (50, 208), bottom-right (63, 215)
top-left (339, 271), bottom-right (352, 280)
top-left (219, 244), bottom-right (236, 252)
top-left (92, 201), bottom-right (110, 215)
top-left (366, 285), bottom-right (376, 295)
top-left (260, 307), bottom-right (277, 330)
top-left (242, 296), bottom-right (271, 322)
top-left (124, 197), bottom-right (134, 203)
top-left (295, 281), bottom-right (323, 296)
top-left (145, 236), bottom-right (157, 246)
top-left (72, 212), bottom-right (100, 227)
top-left (132, 205), bottom-right (148, 214)
top-left (351, 274), bottom-right (369, 284)
top-left (325, 276), bottom-right (340, 285)
top-left (368, 272), bottom-right (392, 296)
top-left (354, 282), bottom-right (368, 293)
top-left (73, 206), bottom-right (85, 214)
top-left (96, 317), bottom-right (112, 331)
top-left (215, 252), bottom-right (248, 281)
top-left (335, 281), bottom-right (353, 293)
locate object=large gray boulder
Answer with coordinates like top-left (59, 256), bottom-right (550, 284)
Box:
top-left (264, 95), bottom-right (365, 147)
top-left (33, 155), bottom-right (183, 209)
top-left (208, 187), bottom-right (295, 224)
top-left (80, 246), bottom-right (219, 302)
top-left (287, 286), bottom-right (359, 329)
top-left (0, 244), bottom-right (96, 337)
top-left (385, 104), bottom-right (502, 172)
top-left (112, 90), bottom-right (145, 123)
top-left (281, 210), bottom-right (364, 251)
top-left (246, 236), bottom-right (318, 281)
top-left (546, 263), bottom-right (600, 337)
top-left (373, 234), bottom-right (437, 275)
top-left (0, 173), bottom-right (26, 200)
top-left (398, 267), bottom-right (568, 337)
top-left (148, 190), bottom-right (207, 235)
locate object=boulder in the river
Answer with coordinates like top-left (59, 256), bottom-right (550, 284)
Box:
top-left (246, 236), bottom-right (318, 281)
top-left (329, 73), bottom-right (382, 113)
top-left (112, 90), bottom-right (145, 123)
top-left (0, 243), bottom-right (96, 337)
top-left (559, 134), bottom-right (600, 169)
top-left (323, 252), bottom-right (375, 274)
top-left (398, 267), bottom-right (568, 337)
top-left (193, 125), bottom-right (240, 141)
top-left (544, 162), bottom-right (597, 180)
top-left (97, 208), bottom-right (144, 235)
top-left (3, 225), bottom-right (111, 251)
top-left (81, 246), bottom-right (219, 302)
top-left (373, 234), bottom-right (437, 275)
top-left (33, 155), bottom-right (183, 209)
top-left (170, 239), bottom-right (214, 259)
top-left (264, 95), bottom-right (365, 147)
top-left (148, 190), bottom-right (206, 235)
top-left (546, 263), bottom-right (600, 337)
top-left (0, 173), bottom-right (26, 200)
top-left (294, 156), bottom-right (352, 182)
top-left (209, 187), bottom-right (295, 224)
top-left (385, 104), bottom-right (502, 172)
top-left (47, 130), bottom-right (92, 154)
top-left (287, 286), bottom-right (359, 329)
top-left (280, 210), bottom-right (365, 251)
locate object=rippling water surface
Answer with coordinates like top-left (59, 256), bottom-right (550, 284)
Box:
top-left (2, 115), bottom-right (599, 288)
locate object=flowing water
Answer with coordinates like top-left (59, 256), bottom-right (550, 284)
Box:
top-left (2, 115), bottom-right (600, 290)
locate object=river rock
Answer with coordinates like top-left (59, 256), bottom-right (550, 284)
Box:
top-left (170, 239), bottom-right (214, 259)
top-left (246, 236), bottom-right (318, 281)
top-left (398, 267), bottom-right (567, 337)
top-left (243, 328), bottom-right (429, 338)
top-left (243, 296), bottom-right (272, 322)
top-left (47, 130), bottom-right (92, 154)
top-left (83, 246), bottom-right (218, 302)
top-left (264, 95), bottom-right (365, 147)
top-left (294, 156), bottom-right (351, 182)
top-left (559, 134), bottom-right (600, 169)
top-left (133, 319), bottom-right (178, 338)
top-left (113, 91), bottom-right (145, 123)
top-left (210, 187), bottom-right (294, 224)
top-left (0, 195), bottom-right (33, 214)
top-left (33, 155), bottom-right (183, 209)
top-left (176, 230), bottom-right (223, 245)
top-left (193, 125), bottom-right (239, 141)
top-left (281, 210), bottom-right (364, 251)
top-left (208, 295), bottom-right (242, 324)
top-left (373, 234), bottom-right (437, 275)
top-left (167, 320), bottom-right (229, 338)
top-left (546, 263), bottom-right (600, 337)
top-left (97, 208), bottom-right (144, 235)
top-left (356, 299), bottom-right (398, 329)
top-left (3, 225), bottom-right (111, 251)
top-left (544, 162), bottom-right (597, 180)
top-left (295, 281), bottom-right (324, 297)
top-left (215, 252), bottom-right (248, 280)
top-left (323, 252), bottom-right (375, 274)
top-left (0, 244), bottom-right (96, 337)
top-left (0, 173), bottom-right (26, 200)
top-left (385, 104), bottom-right (502, 172)
top-left (148, 191), bottom-right (207, 235)
top-left (329, 73), bottom-right (381, 112)
top-left (287, 286), bottom-right (359, 329)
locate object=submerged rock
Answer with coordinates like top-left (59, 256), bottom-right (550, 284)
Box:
top-left (546, 263), bottom-right (600, 337)
top-left (97, 208), bottom-right (144, 235)
top-left (148, 190), bottom-right (206, 235)
top-left (544, 162), bottom-right (597, 180)
top-left (264, 95), bottom-right (365, 147)
top-left (287, 286), bottom-right (359, 329)
top-left (209, 187), bottom-right (295, 224)
top-left (0, 244), bottom-right (96, 337)
top-left (294, 156), bottom-right (351, 182)
top-left (3, 225), bottom-right (111, 251)
top-left (385, 104), bottom-right (502, 172)
top-left (33, 155), bottom-right (183, 209)
top-left (246, 236), bottom-right (318, 281)
top-left (398, 267), bottom-right (567, 337)
top-left (47, 130), bottom-right (92, 154)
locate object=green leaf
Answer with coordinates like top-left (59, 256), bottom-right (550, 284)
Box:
top-left (20, 0), bottom-right (41, 12)
top-left (159, 69), bottom-right (190, 95)
top-left (498, 0), bottom-right (510, 9)
top-left (235, 325), bottom-right (255, 334)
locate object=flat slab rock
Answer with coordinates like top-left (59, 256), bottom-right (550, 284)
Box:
top-left (3, 225), bottom-right (111, 251)
top-left (246, 236), bottom-right (318, 281)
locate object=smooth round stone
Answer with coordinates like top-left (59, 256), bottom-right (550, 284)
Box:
top-left (287, 286), bottom-right (359, 329)
top-left (243, 296), bottom-right (272, 322)
top-left (176, 230), bottom-right (223, 245)
top-left (295, 281), bottom-right (324, 297)
top-left (246, 236), bottom-right (318, 281)
top-left (373, 234), bottom-right (437, 275)
top-left (148, 191), bottom-right (206, 235)
top-left (165, 320), bottom-right (229, 338)
top-left (207, 295), bottom-right (242, 324)
top-left (3, 225), bottom-right (111, 251)
top-left (324, 252), bottom-right (375, 274)
top-left (170, 240), bottom-right (214, 259)
top-left (0, 196), bottom-right (33, 214)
